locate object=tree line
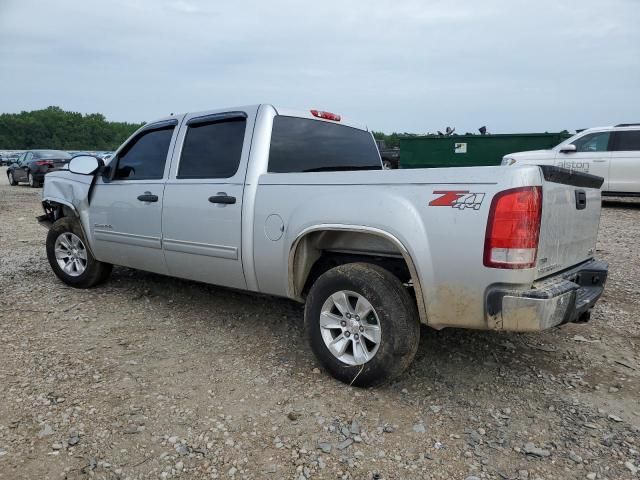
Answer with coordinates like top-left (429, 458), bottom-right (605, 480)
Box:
top-left (0, 106), bottom-right (144, 150)
top-left (0, 106), bottom-right (424, 151)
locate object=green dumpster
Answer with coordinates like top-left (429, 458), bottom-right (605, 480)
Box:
top-left (399, 132), bottom-right (571, 169)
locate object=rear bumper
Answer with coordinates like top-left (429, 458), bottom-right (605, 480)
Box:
top-left (486, 259), bottom-right (608, 332)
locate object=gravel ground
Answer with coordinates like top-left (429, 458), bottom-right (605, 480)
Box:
top-left (0, 167), bottom-right (639, 480)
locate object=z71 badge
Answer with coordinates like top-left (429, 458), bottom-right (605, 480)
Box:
top-left (429, 190), bottom-right (485, 210)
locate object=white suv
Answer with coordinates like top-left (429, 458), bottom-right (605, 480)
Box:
top-left (502, 124), bottom-right (640, 197)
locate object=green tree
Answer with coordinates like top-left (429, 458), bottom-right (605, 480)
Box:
top-left (0, 106), bottom-right (144, 150)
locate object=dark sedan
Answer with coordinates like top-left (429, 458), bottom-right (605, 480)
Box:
top-left (7, 150), bottom-right (72, 187)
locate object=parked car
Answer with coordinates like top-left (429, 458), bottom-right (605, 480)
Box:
top-left (1, 154), bottom-right (19, 166)
top-left (502, 123), bottom-right (640, 197)
top-left (7, 150), bottom-right (72, 187)
top-left (376, 139), bottom-right (401, 169)
top-left (100, 152), bottom-right (114, 162)
top-left (38, 105), bottom-right (608, 386)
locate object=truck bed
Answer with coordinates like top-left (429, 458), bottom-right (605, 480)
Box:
top-left (251, 164), bottom-right (603, 330)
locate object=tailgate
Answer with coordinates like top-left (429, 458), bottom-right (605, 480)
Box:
top-left (535, 166), bottom-right (603, 279)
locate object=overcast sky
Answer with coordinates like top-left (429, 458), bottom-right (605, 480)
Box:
top-left (1, 0), bottom-right (638, 133)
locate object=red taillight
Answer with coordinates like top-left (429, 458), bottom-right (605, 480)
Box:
top-left (310, 109), bottom-right (341, 122)
top-left (35, 160), bottom-right (54, 167)
top-left (483, 186), bottom-right (542, 269)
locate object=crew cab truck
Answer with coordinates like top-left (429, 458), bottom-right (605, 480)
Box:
top-left (38, 105), bottom-right (608, 386)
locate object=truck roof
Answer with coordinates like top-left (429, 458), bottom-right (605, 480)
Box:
top-left (148, 104), bottom-right (368, 132)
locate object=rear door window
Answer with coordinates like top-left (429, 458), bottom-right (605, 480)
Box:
top-left (268, 116), bottom-right (381, 173)
top-left (177, 116), bottom-right (246, 179)
top-left (611, 130), bottom-right (640, 151)
top-left (114, 125), bottom-right (175, 180)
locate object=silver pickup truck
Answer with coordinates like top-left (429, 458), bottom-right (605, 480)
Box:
top-left (38, 104), bottom-right (608, 386)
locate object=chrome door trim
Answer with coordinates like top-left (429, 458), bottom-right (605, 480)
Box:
top-left (93, 230), bottom-right (162, 249)
top-left (162, 238), bottom-right (238, 260)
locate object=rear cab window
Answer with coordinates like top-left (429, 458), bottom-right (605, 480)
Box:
top-left (268, 116), bottom-right (381, 173)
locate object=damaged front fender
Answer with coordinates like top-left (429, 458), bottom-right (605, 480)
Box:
top-left (42, 170), bottom-right (94, 214)
top-left (39, 171), bottom-right (96, 249)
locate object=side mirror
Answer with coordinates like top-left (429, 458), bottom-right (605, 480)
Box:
top-left (68, 155), bottom-right (103, 175)
top-left (560, 144), bottom-right (577, 154)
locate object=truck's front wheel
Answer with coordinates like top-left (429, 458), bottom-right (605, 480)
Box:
top-left (304, 262), bottom-right (420, 387)
top-left (46, 217), bottom-right (112, 288)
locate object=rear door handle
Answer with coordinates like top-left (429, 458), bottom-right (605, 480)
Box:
top-left (575, 190), bottom-right (587, 210)
top-left (208, 195), bottom-right (236, 205)
top-left (593, 159), bottom-right (607, 163)
top-left (137, 192), bottom-right (158, 202)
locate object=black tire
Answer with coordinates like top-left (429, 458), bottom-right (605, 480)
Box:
top-left (46, 217), bottom-right (112, 288)
top-left (28, 172), bottom-right (40, 188)
top-left (7, 171), bottom-right (18, 186)
top-left (304, 262), bottom-right (420, 387)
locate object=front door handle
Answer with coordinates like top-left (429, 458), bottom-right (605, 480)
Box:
top-left (137, 192), bottom-right (158, 202)
top-left (208, 195), bottom-right (236, 205)
top-left (592, 159), bottom-right (607, 163)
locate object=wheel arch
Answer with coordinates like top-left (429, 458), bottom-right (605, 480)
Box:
top-left (42, 197), bottom-right (80, 220)
top-left (288, 224), bottom-right (428, 325)
top-left (40, 198), bottom-right (97, 258)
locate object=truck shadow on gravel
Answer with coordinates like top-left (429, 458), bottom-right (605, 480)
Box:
top-left (106, 266), bottom-right (570, 388)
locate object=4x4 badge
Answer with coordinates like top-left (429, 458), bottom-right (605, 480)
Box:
top-left (429, 190), bottom-right (485, 210)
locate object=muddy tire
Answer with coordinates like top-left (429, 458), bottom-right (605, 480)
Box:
top-left (7, 171), bottom-right (18, 186)
top-left (304, 262), bottom-right (420, 387)
top-left (46, 217), bottom-right (112, 288)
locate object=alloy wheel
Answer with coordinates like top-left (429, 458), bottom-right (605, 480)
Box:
top-left (54, 232), bottom-right (88, 277)
top-left (319, 290), bottom-right (382, 365)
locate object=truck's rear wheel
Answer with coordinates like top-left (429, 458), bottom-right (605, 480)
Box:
top-left (46, 217), bottom-right (112, 288)
top-left (304, 262), bottom-right (420, 387)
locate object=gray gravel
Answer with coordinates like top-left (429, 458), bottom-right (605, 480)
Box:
top-left (0, 168), bottom-right (639, 479)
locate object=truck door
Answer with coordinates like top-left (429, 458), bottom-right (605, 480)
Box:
top-left (608, 129), bottom-right (640, 194)
top-left (88, 120), bottom-right (178, 274)
top-left (555, 131), bottom-right (611, 189)
top-left (161, 108), bottom-right (257, 289)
